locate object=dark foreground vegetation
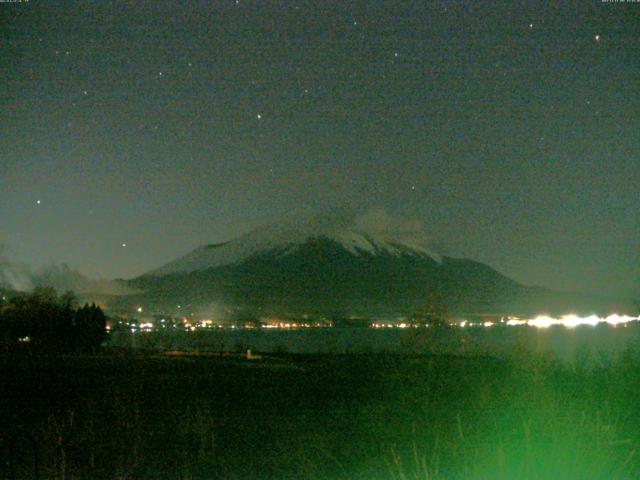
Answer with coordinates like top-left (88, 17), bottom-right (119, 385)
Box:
top-left (2, 345), bottom-right (640, 480)
top-left (0, 288), bottom-right (106, 353)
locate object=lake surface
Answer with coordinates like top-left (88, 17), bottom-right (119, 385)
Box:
top-left (118, 323), bottom-right (640, 361)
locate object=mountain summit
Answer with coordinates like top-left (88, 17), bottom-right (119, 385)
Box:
top-left (148, 209), bottom-right (441, 277)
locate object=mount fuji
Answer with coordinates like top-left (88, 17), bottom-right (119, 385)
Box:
top-left (127, 210), bottom-right (629, 317)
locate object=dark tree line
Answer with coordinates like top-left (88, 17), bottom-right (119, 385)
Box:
top-left (0, 288), bottom-right (106, 352)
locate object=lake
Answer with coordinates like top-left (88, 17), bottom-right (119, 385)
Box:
top-left (114, 322), bottom-right (640, 361)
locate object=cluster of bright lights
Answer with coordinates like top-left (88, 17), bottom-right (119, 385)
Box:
top-left (369, 314), bottom-right (640, 330)
top-left (262, 322), bottom-right (330, 329)
top-left (112, 312), bottom-right (639, 333)
top-left (371, 322), bottom-right (421, 329)
top-left (502, 314), bottom-right (639, 329)
top-left (139, 322), bottom-right (154, 332)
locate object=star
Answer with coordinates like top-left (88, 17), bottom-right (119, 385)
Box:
top-left (595, 34), bottom-right (600, 42)
top-left (36, 200), bottom-right (41, 205)
top-left (256, 113), bottom-right (262, 120)
top-left (529, 23), bottom-right (534, 29)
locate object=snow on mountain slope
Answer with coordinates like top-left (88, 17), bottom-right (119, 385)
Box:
top-left (147, 209), bottom-right (441, 277)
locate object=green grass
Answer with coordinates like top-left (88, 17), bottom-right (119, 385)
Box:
top-left (1, 346), bottom-right (639, 479)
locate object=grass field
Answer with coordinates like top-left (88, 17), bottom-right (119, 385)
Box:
top-left (2, 346), bottom-right (640, 479)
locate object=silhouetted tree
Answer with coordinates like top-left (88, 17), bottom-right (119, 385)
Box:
top-left (73, 303), bottom-right (107, 351)
top-left (0, 289), bottom-right (107, 352)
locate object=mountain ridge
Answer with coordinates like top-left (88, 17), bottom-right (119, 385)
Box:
top-left (126, 212), bottom-right (634, 317)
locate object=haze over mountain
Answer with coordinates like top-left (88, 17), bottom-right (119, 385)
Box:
top-left (130, 210), bottom-right (633, 317)
top-left (0, 246), bottom-right (133, 297)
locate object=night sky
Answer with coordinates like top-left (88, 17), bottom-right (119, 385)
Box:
top-left (1, 1), bottom-right (638, 297)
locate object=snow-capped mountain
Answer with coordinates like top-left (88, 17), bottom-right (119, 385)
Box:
top-left (128, 210), bottom-right (631, 317)
top-left (148, 209), bottom-right (441, 277)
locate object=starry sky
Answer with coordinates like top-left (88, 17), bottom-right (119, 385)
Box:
top-left (1, 0), bottom-right (638, 297)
